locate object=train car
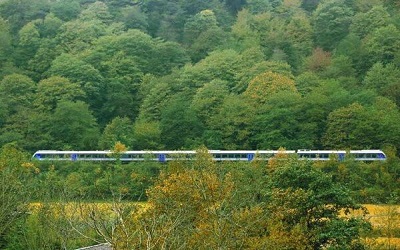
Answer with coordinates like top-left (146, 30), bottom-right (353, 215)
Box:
top-left (32, 150), bottom-right (197, 162)
top-left (32, 149), bottom-right (386, 162)
top-left (209, 150), bottom-right (296, 161)
top-left (297, 149), bottom-right (386, 161)
top-left (32, 150), bottom-right (111, 161)
top-left (32, 150), bottom-right (296, 162)
top-left (347, 150), bottom-right (386, 161)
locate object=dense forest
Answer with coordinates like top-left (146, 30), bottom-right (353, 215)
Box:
top-left (1, 0), bottom-right (400, 249)
top-left (0, 0), bottom-right (400, 152)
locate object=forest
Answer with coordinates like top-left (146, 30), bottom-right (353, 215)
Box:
top-left (0, 0), bottom-right (399, 152)
top-left (1, 0), bottom-right (400, 249)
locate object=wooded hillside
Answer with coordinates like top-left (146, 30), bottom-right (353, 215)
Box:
top-left (0, 0), bottom-right (400, 152)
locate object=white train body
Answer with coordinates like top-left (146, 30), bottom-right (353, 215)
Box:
top-left (32, 149), bottom-right (386, 162)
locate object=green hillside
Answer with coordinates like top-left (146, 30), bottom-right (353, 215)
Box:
top-left (0, 0), bottom-right (399, 152)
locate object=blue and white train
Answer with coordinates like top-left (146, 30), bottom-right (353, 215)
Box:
top-left (31, 149), bottom-right (386, 162)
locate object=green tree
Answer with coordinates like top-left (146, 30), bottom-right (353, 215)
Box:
top-left (46, 53), bottom-right (104, 117)
top-left (15, 20), bottom-right (41, 68)
top-left (132, 119), bottom-right (163, 150)
top-left (99, 117), bottom-right (134, 149)
top-left (153, 40), bottom-right (190, 75)
top-left (28, 38), bottom-right (62, 79)
top-left (323, 103), bottom-right (371, 149)
top-left (301, 80), bottom-right (354, 148)
top-left (50, 101), bottom-right (99, 150)
top-left (0, 18), bottom-right (12, 63)
top-left (209, 95), bottom-right (254, 149)
top-left (370, 97), bottom-right (400, 150)
top-left (295, 71), bottom-right (321, 95)
top-left (189, 26), bottom-right (228, 62)
top-left (285, 12), bottom-right (313, 57)
top-left (84, 29), bottom-right (188, 76)
top-left (231, 9), bottom-right (260, 50)
top-left (354, 0), bottom-right (383, 12)
top-left (350, 5), bottom-right (391, 38)
top-left (301, 0), bottom-right (321, 12)
top-left (190, 79), bottom-right (229, 126)
top-left (323, 55), bottom-right (357, 87)
top-left (0, 0), bottom-right (49, 33)
top-left (182, 9), bottom-right (228, 62)
top-left (119, 6), bottom-right (148, 31)
top-left (363, 62), bottom-right (400, 107)
top-left (178, 49), bottom-right (243, 90)
top-left (0, 145), bottom-right (35, 248)
top-left (35, 76), bottom-right (86, 111)
top-left (50, 0), bottom-right (80, 21)
top-left (183, 9), bottom-right (219, 45)
top-left (0, 74), bottom-right (36, 116)
top-left (160, 95), bottom-right (203, 149)
top-left (335, 33), bottom-right (377, 77)
top-left (79, 1), bottom-right (112, 24)
top-left (322, 98), bottom-right (400, 150)
top-left (312, 0), bottom-right (354, 50)
top-left (234, 60), bottom-right (293, 93)
top-left (251, 91), bottom-right (313, 149)
top-left (224, 0), bottom-right (246, 14)
top-left (136, 81), bottom-right (171, 122)
top-left (267, 157), bottom-right (370, 249)
top-left (246, 0), bottom-right (274, 13)
top-left (363, 62), bottom-right (400, 93)
top-left (56, 19), bottom-right (110, 54)
top-left (38, 13), bottom-right (64, 38)
top-left (364, 24), bottom-right (400, 64)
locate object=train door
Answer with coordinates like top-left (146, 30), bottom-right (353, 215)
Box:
top-left (158, 154), bottom-right (166, 162)
top-left (247, 153), bottom-right (255, 161)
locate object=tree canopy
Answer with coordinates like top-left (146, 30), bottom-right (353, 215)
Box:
top-left (0, 0), bottom-right (398, 152)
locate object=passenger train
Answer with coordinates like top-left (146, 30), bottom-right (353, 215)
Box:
top-left (32, 149), bottom-right (386, 162)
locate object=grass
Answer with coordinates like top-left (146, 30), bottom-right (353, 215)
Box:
top-left (360, 204), bottom-right (400, 249)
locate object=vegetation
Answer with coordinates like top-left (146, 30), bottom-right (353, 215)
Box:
top-left (0, 144), bottom-right (399, 249)
top-left (1, 0), bottom-right (400, 248)
top-left (0, 0), bottom-right (399, 152)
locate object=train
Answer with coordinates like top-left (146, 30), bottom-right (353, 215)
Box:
top-left (31, 149), bottom-right (387, 162)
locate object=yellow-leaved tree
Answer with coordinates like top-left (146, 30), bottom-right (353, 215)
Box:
top-left (244, 71), bottom-right (298, 106)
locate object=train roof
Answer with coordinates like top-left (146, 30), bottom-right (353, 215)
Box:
top-left (297, 149), bottom-right (384, 153)
top-left (33, 149), bottom-right (384, 155)
top-left (34, 150), bottom-right (297, 154)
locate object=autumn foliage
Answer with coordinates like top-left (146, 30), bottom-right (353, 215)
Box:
top-left (117, 150), bottom-right (371, 249)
